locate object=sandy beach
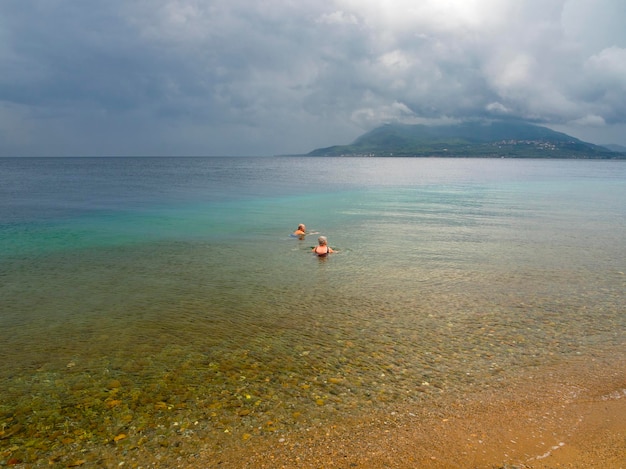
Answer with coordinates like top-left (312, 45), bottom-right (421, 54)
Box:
top-left (6, 350), bottom-right (622, 468)
top-left (199, 352), bottom-right (626, 469)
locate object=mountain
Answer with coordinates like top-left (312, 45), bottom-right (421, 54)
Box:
top-left (603, 143), bottom-right (626, 153)
top-left (308, 121), bottom-right (625, 158)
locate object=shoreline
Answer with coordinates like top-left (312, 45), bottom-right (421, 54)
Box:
top-left (199, 352), bottom-right (626, 468)
top-left (2, 349), bottom-right (624, 468)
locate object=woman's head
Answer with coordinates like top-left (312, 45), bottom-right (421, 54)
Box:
top-left (318, 236), bottom-right (327, 245)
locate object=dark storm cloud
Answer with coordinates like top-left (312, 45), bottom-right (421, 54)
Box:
top-left (0, 0), bottom-right (625, 156)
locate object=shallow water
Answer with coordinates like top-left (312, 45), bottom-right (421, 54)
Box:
top-left (0, 157), bottom-right (624, 465)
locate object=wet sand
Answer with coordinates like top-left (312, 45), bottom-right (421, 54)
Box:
top-left (194, 353), bottom-right (626, 469)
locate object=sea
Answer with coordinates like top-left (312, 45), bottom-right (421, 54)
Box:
top-left (1, 156), bottom-right (625, 466)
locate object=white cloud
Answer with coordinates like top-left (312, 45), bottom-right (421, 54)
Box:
top-left (586, 47), bottom-right (626, 85)
top-left (487, 54), bottom-right (538, 93)
top-left (351, 96), bottom-right (416, 128)
top-left (486, 102), bottom-right (512, 116)
top-left (317, 10), bottom-right (358, 25)
top-left (572, 114), bottom-right (606, 126)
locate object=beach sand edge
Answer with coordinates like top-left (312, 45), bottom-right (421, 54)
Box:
top-left (201, 352), bottom-right (626, 468)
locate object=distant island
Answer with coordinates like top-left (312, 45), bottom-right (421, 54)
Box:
top-left (603, 143), bottom-right (626, 153)
top-left (307, 120), bottom-right (626, 158)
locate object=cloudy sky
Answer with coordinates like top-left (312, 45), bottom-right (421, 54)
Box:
top-left (1, 0), bottom-right (625, 156)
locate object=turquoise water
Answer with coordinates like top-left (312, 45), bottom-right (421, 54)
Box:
top-left (1, 157), bottom-right (625, 465)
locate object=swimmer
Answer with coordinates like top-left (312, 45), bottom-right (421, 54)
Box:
top-left (293, 223), bottom-right (307, 238)
top-left (312, 236), bottom-right (334, 257)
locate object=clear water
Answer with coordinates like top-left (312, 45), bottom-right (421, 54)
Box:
top-left (1, 157), bottom-right (624, 464)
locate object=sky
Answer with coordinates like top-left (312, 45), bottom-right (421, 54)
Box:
top-left (1, 0), bottom-right (625, 156)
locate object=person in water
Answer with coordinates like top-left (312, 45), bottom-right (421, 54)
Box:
top-left (293, 224), bottom-right (307, 238)
top-left (312, 236), bottom-right (334, 257)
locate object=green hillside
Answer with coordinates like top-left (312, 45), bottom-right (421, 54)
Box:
top-left (308, 121), bottom-right (624, 158)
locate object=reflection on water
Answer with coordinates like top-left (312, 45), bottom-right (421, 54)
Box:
top-left (1, 158), bottom-right (625, 466)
